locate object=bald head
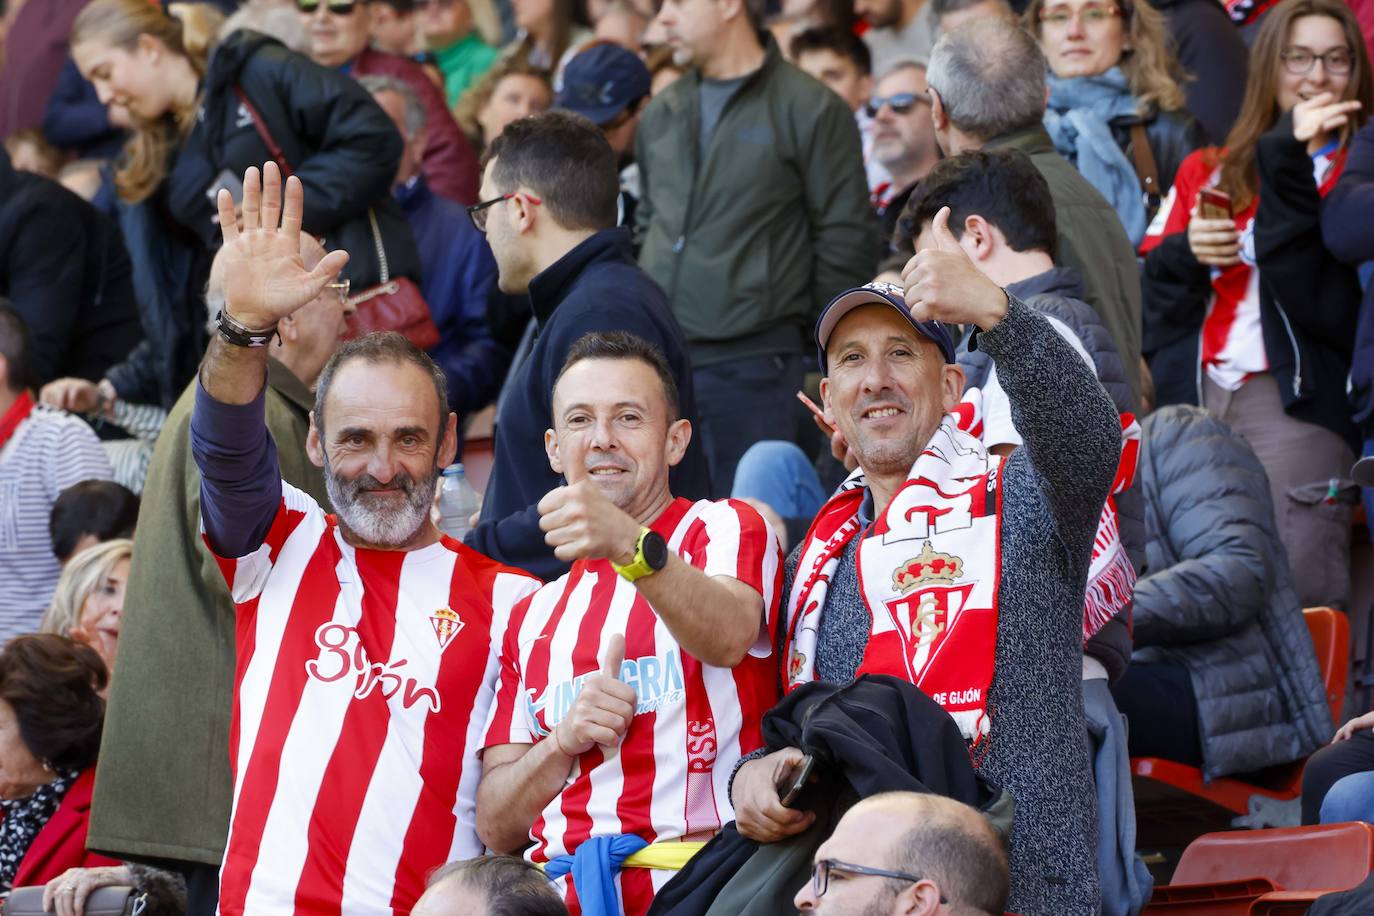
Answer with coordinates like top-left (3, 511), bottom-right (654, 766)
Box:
top-left (797, 792), bottom-right (1009, 915)
top-left (412, 856), bottom-right (567, 916)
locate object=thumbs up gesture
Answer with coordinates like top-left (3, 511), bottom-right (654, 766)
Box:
top-left (900, 206), bottom-right (1009, 331)
top-left (553, 633), bottom-right (638, 757)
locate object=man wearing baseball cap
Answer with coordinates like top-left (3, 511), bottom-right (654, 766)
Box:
top-left (555, 43), bottom-right (652, 234)
top-left (730, 206), bottom-right (1122, 914)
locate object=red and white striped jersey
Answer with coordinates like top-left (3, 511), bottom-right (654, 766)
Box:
top-left (482, 497), bottom-right (782, 910)
top-left (1142, 145), bottom-right (1345, 391)
top-left (206, 482), bottom-right (542, 916)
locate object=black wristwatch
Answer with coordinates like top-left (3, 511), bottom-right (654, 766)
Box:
top-left (612, 528), bottom-right (669, 582)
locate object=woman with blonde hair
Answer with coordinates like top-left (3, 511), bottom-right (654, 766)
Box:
top-left (40, 538), bottom-right (131, 680)
top-left (1140, 0), bottom-right (1370, 612)
top-left (50, 0), bottom-right (413, 417)
top-left (1025, 0), bottom-right (1205, 244)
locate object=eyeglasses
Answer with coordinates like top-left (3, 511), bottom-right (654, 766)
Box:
top-left (296, 0), bottom-right (358, 15)
top-left (466, 191), bottom-right (543, 232)
top-left (326, 279), bottom-right (351, 305)
top-left (810, 859), bottom-right (946, 901)
top-left (1038, 2), bottom-right (1123, 25)
top-left (865, 92), bottom-right (930, 118)
top-left (414, 0), bottom-right (460, 8)
top-left (1280, 46), bottom-right (1354, 75)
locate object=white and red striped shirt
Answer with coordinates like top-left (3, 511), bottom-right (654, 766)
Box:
top-left (207, 482), bottom-right (541, 916)
top-left (1142, 145), bottom-right (1345, 391)
top-left (482, 497), bottom-right (782, 914)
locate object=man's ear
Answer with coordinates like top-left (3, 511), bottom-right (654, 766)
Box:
top-left (929, 87), bottom-right (948, 131)
top-left (545, 428), bottom-right (563, 475)
top-left (306, 411), bottom-right (326, 468)
top-left (0, 353), bottom-right (9, 393)
top-left (437, 411), bottom-right (459, 469)
top-left (664, 418), bottom-right (692, 468)
top-left (512, 191), bottom-right (539, 235)
top-left (964, 214), bottom-right (996, 261)
top-left (819, 377), bottom-right (835, 422)
top-left (941, 362), bottom-right (966, 413)
top-left (895, 879), bottom-right (945, 915)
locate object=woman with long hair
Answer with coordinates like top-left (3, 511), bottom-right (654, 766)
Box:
top-left (1025, 0), bottom-right (1206, 245)
top-left (503, 0), bottom-right (591, 78)
top-left (1140, 0), bottom-right (1370, 611)
top-left (60, 0), bottom-right (415, 413)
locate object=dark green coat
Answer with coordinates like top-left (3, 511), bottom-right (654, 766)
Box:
top-left (635, 37), bottom-right (879, 368)
top-left (88, 361), bottom-right (328, 865)
top-left (986, 126), bottom-right (1145, 400)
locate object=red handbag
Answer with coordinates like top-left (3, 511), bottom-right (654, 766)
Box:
top-left (232, 86), bottom-right (441, 351)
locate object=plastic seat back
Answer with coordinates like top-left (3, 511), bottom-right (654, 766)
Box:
top-left (1303, 607), bottom-right (1349, 726)
top-left (1172, 823), bottom-right (1374, 890)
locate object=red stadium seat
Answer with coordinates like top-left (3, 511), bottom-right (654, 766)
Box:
top-left (1132, 608), bottom-right (1349, 816)
top-left (1144, 822), bottom-right (1374, 914)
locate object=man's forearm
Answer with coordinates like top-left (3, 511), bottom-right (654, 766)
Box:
top-left (633, 557), bottom-right (762, 667)
top-left (477, 740), bottom-right (577, 853)
top-left (200, 334), bottom-right (272, 405)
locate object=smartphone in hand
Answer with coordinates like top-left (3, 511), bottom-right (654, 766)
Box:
top-left (1197, 187), bottom-right (1232, 221)
top-left (776, 754), bottom-right (816, 808)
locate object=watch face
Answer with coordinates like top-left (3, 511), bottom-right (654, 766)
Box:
top-left (643, 530), bottom-right (669, 571)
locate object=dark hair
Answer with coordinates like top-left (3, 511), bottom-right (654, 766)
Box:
top-left (789, 26), bottom-right (872, 76)
top-left (0, 635), bottom-right (107, 772)
top-left (556, 331), bottom-right (681, 421)
top-left (49, 481), bottom-right (141, 563)
top-left (427, 856), bottom-right (567, 916)
top-left (897, 148), bottom-right (1057, 258)
top-left (313, 332), bottom-right (450, 436)
top-left (0, 302), bottom-right (34, 394)
top-left (484, 111), bottom-right (619, 231)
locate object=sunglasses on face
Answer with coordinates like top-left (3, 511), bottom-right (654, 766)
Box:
top-left (1280, 46), bottom-right (1355, 76)
top-left (296, 0), bottom-right (359, 15)
top-left (865, 92), bottom-right (929, 118)
top-left (1038, 2), bottom-right (1122, 25)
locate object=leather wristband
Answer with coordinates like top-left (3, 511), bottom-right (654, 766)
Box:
top-left (216, 309), bottom-right (278, 348)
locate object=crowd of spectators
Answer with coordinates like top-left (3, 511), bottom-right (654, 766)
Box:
top-left (1, 0), bottom-right (1373, 912)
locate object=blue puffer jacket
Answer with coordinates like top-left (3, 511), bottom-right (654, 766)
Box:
top-left (1132, 405), bottom-right (1331, 779)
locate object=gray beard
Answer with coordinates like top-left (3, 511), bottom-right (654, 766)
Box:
top-left (323, 454), bottom-right (441, 549)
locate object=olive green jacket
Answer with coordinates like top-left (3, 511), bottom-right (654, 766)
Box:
top-left (88, 361), bottom-right (327, 865)
top-left (635, 38), bottom-right (880, 368)
top-left (987, 125), bottom-right (1145, 399)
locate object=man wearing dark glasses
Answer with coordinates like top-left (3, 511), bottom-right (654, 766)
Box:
top-left (296, 0), bottom-right (482, 204)
top-left (868, 62), bottom-right (940, 252)
top-left (795, 792), bottom-right (1009, 915)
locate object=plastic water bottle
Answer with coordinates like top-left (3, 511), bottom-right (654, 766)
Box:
top-left (437, 464), bottom-right (480, 539)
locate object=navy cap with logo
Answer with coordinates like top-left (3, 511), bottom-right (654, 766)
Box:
top-left (554, 43), bottom-right (652, 127)
top-left (814, 281), bottom-right (957, 373)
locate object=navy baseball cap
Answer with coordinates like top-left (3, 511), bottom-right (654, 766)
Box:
top-left (555, 43), bottom-right (652, 126)
top-left (815, 281), bottom-right (957, 373)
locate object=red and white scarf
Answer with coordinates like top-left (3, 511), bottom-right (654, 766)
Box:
top-left (783, 414), bottom-right (1006, 745)
top-left (0, 391), bottom-right (35, 453)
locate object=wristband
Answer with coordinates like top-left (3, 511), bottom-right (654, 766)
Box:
top-left (216, 309), bottom-right (279, 348)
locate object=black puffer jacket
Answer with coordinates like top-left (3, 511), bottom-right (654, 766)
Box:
top-left (959, 266), bottom-right (1141, 682)
top-left (1130, 405), bottom-right (1331, 779)
top-left (167, 30), bottom-right (418, 288)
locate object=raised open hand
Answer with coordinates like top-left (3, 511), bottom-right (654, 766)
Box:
top-left (900, 206), bottom-right (1008, 331)
top-left (215, 161), bottom-right (350, 330)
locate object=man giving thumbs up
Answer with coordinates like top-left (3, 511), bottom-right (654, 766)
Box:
top-left (477, 331), bottom-right (782, 916)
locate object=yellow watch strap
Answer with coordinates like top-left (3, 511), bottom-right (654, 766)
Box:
top-left (611, 528), bottom-right (655, 582)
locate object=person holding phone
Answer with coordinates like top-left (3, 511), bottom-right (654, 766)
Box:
top-left (1139, 0), bottom-right (1371, 611)
top-left (477, 331), bottom-right (781, 916)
